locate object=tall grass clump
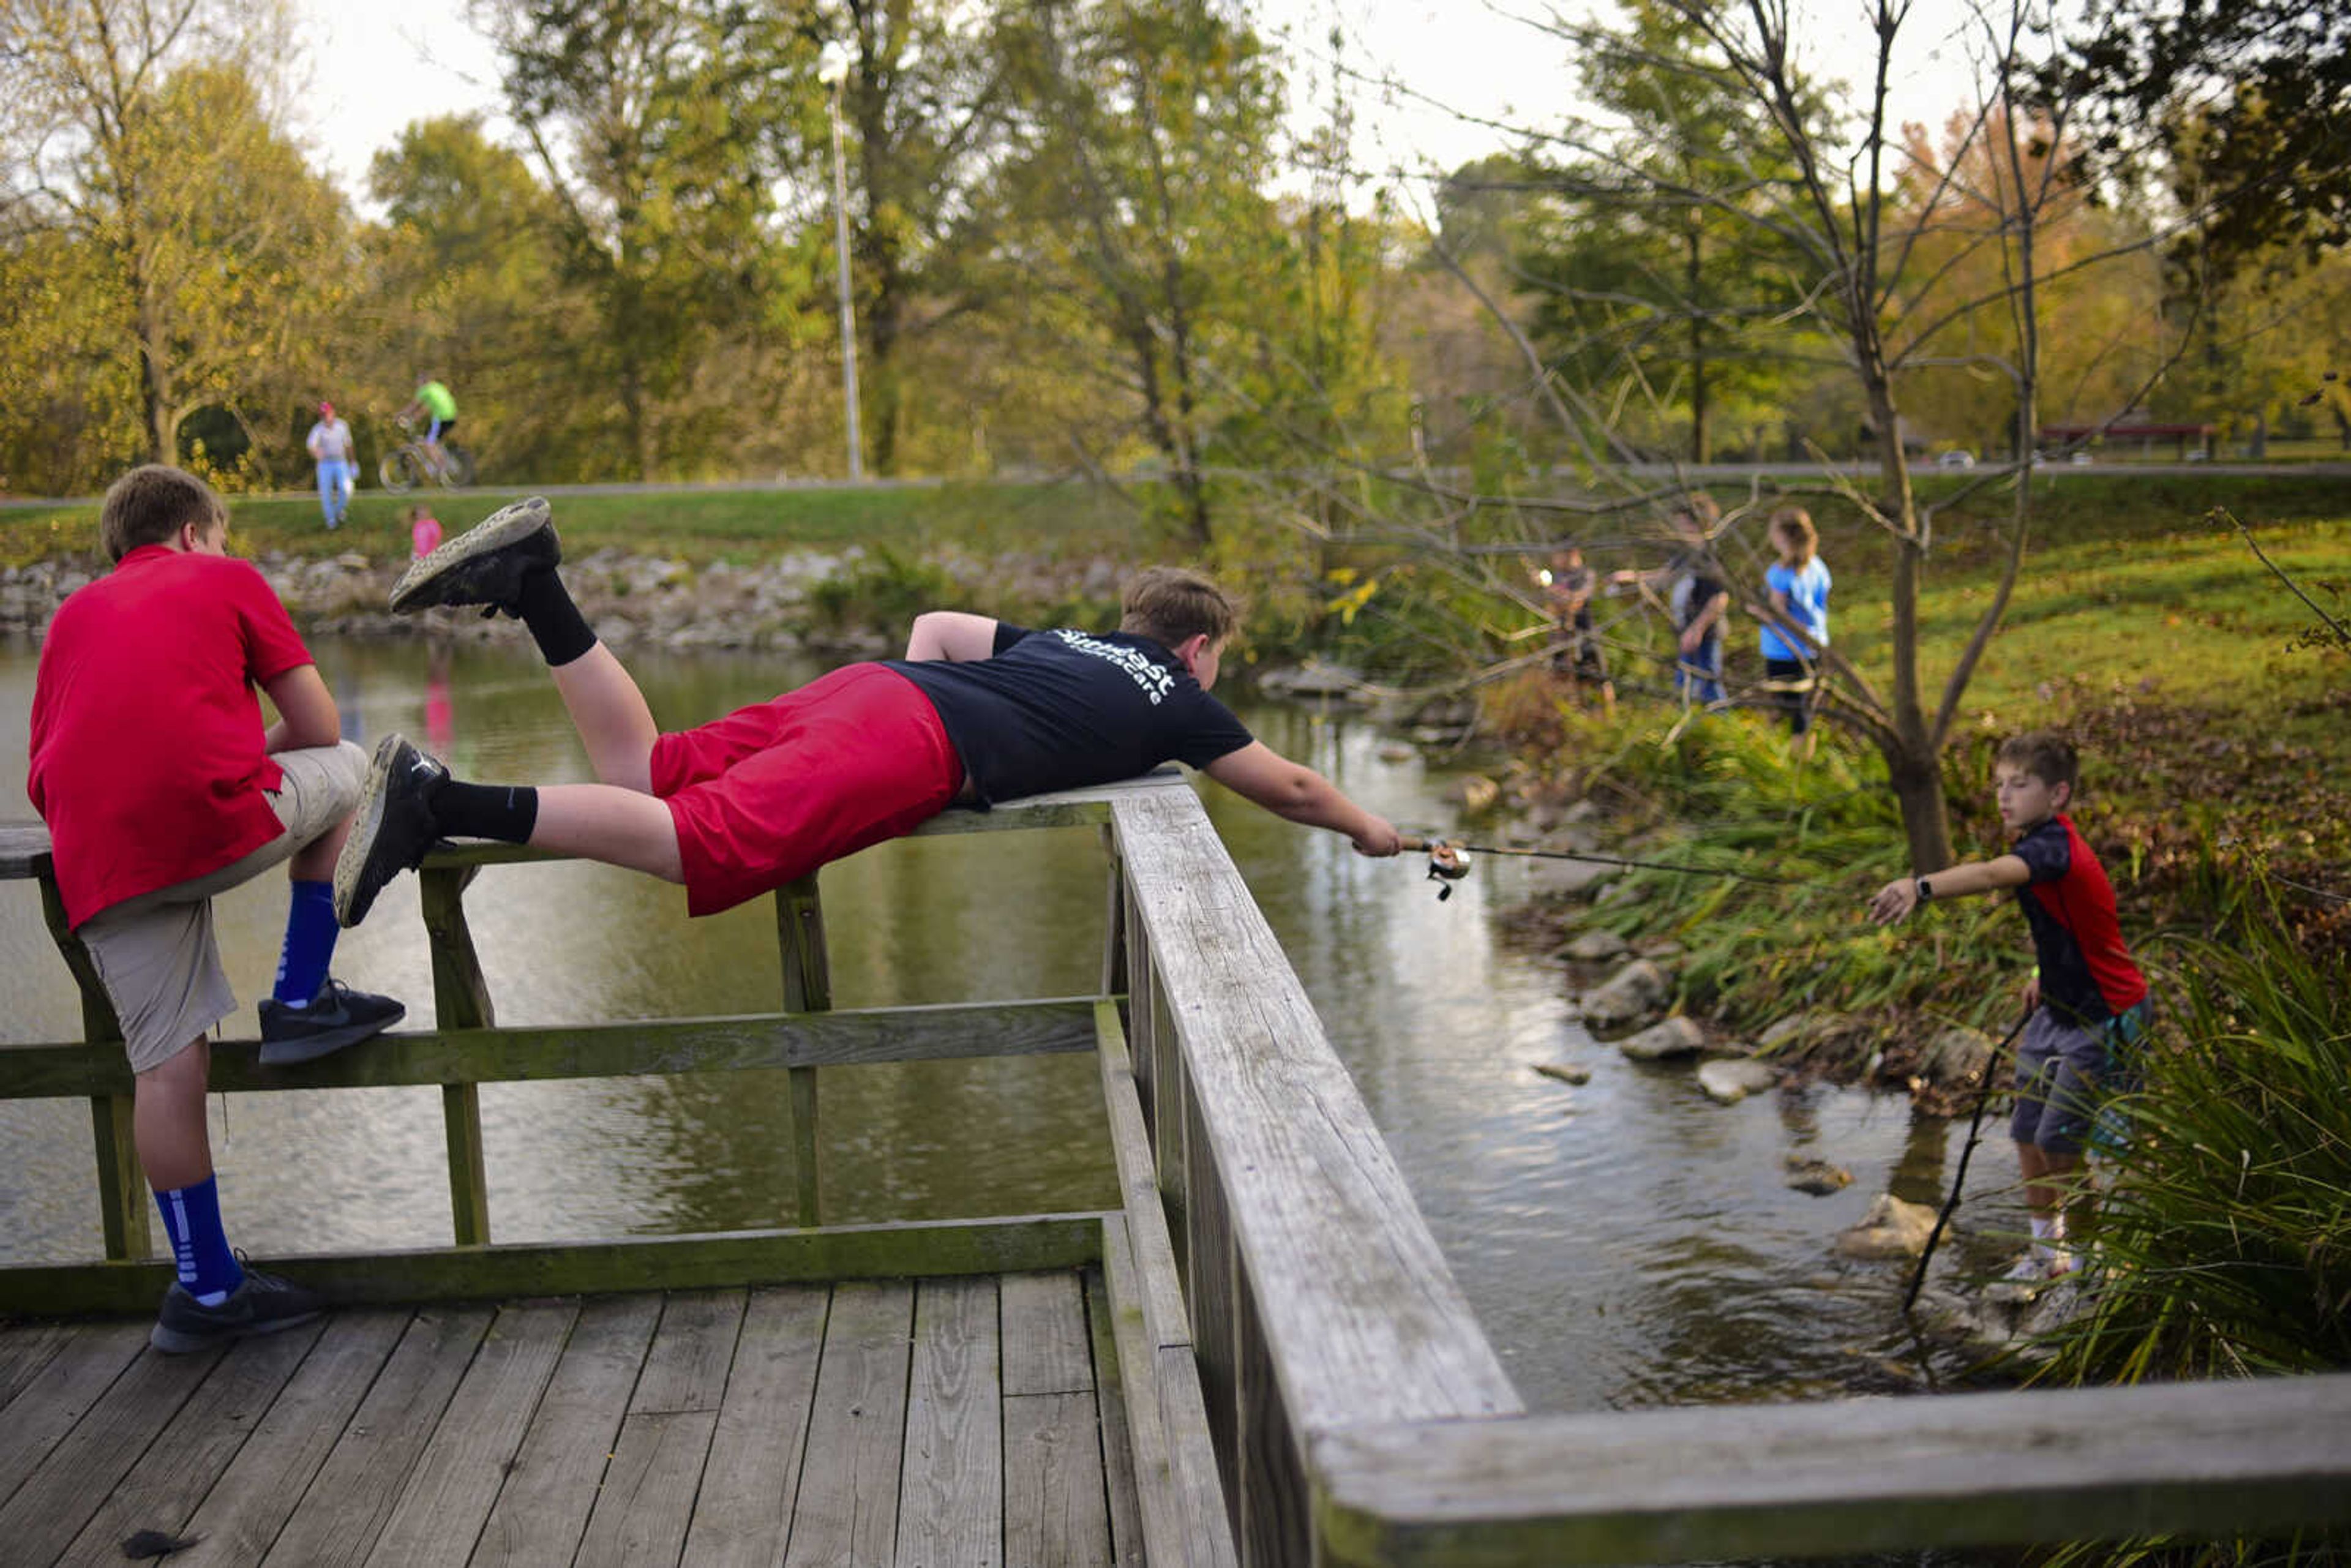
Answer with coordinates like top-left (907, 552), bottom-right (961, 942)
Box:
top-left (2041, 903), bottom-right (2351, 1384)
top-left (1496, 691), bottom-right (2034, 1039)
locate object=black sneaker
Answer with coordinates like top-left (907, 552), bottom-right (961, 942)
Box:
top-left (257, 978), bottom-right (406, 1065)
top-left (150, 1267), bottom-right (326, 1354)
top-left (334, 733), bottom-right (448, 928)
top-left (388, 495), bottom-right (560, 614)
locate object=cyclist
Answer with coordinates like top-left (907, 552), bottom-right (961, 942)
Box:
top-left (398, 379), bottom-right (460, 481)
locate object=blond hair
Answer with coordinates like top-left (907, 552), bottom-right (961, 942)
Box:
top-left (99, 465), bottom-right (225, 563)
top-left (1120, 566), bottom-right (1239, 650)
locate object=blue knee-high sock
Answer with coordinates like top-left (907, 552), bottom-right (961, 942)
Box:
top-left (273, 880), bottom-right (340, 1005)
top-left (154, 1176), bottom-right (244, 1304)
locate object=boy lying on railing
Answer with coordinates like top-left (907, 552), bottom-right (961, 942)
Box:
top-left (333, 498), bottom-right (1403, 931)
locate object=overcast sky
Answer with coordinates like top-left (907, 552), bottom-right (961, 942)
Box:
top-left (288, 0), bottom-right (1998, 216)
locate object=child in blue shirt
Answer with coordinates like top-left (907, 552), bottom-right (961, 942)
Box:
top-left (1758, 508), bottom-right (1831, 741)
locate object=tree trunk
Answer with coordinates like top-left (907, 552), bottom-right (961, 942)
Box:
top-left (1883, 739), bottom-right (1954, 873)
top-left (1685, 221), bottom-right (1709, 464)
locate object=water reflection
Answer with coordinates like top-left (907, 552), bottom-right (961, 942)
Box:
top-left (0, 631), bottom-right (2031, 1413)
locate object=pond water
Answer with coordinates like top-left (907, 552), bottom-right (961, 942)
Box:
top-left (0, 631), bottom-right (2029, 1413)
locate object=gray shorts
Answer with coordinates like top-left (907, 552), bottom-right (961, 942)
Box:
top-left (80, 741), bottom-right (367, 1073)
top-left (2010, 1000), bottom-right (2150, 1155)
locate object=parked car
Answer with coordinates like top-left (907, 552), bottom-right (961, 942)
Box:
top-left (1935, 449), bottom-right (1976, 469)
top-left (2068, 451), bottom-right (2094, 465)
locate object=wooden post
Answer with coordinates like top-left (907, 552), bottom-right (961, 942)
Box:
top-left (1100, 824), bottom-right (1127, 998)
top-left (419, 865), bottom-right (494, 1245)
top-left (776, 874), bottom-right (831, 1228)
top-left (35, 865), bottom-right (149, 1262)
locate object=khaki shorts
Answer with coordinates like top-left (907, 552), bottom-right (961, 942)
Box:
top-left (81, 741), bottom-right (367, 1073)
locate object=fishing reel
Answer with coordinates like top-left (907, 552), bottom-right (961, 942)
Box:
top-left (1414, 838), bottom-right (1472, 901)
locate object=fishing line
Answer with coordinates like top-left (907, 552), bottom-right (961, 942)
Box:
top-left (1398, 835), bottom-right (1818, 891)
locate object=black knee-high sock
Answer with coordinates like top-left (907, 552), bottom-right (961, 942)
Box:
top-left (430, 779), bottom-right (539, 844)
top-left (516, 568), bottom-right (597, 667)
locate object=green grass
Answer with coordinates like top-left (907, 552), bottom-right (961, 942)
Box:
top-left (0, 480), bottom-right (1157, 571)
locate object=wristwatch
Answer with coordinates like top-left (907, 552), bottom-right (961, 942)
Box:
top-left (1915, 876), bottom-right (1934, 902)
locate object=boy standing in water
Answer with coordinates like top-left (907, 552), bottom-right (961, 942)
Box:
top-left (1867, 733), bottom-right (2151, 1285)
top-left (28, 465), bottom-right (405, 1351)
top-left (333, 498), bottom-right (1403, 930)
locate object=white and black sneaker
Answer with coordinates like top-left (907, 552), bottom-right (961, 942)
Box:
top-left (334, 733), bottom-right (448, 928)
top-left (388, 495), bottom-right (560, 615)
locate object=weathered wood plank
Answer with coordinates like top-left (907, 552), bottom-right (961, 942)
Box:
top-left (1007, 1390), bottom-right (1113, 1568)
top-left (362, 1299), bottom-right (576, 1567)
top-left (0, 1319), bottom-right (149, 1507)
top-left (0, 823), bottom-right (49, 879)
top-left (260, 1307), bottom-right (495, 1568)
top-left (1111, 788), bottom-right (1521, 1439)
top-left (782, 1280), bottom-right (913, 1568)
top-left (632, 1288), bottom-right (746, 1414)
top-left (1311, 1374), bottom-right (2351, 1568)
top-left (894, 1276), bottom-right (1002, 1568)
top-left (41, 1324), bottom-right (317, 1568)
top-left (0, 997), bottom-right (1101, 1097)
top-left (776, 874), bottom-right (830, 1229)
top-left (1102, 1220), bottom-right (1238, 1568)
top-left (1183, 1086), bottom-right (1240, 1544)
top-left (421, 864), bottom-right (495, 1246)
top-left (572, 1408), bottom-right (719, 1568)
top-left (1093, 1002), bottom-right (1192, 1357)
top-left (1082, 1263), bottom-right (1146, 1568)
top-left (31, 863), bottom-right (146, 1262)
top-left (0, 1214), bottom-right (1106, 1316)
top-left (0, 1321), bottom-right (72, 1411)
top-left (470, 1294), bottom-right (663, 1568)
top-left (1002, 1270), bottom-right (1092, 1397)
top-left (679, 1284), bottom-right (828, 1568)
top-left (168, 1309), bottom-right (413, 1568)
top-left (1235, 1259), bottom-right (1309, 1568)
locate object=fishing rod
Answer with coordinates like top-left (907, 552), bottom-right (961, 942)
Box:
top-left (1902, 1007), bottom-right (2036, 1315)
top-left (1397, 835), bottom-right (1813, 900)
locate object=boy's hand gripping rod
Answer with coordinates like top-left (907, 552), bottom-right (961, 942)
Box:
top-left (1396, 835), bottom-right (1810, 901)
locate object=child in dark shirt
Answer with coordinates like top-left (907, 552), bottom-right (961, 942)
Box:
top-left (1868, 732), bottom-right (2151, 1284)
top-left (332, 499), bottom-right (1404, 929)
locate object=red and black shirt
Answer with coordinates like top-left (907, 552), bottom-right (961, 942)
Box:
top-left (2011, 814), bottom-right (2148, 1026)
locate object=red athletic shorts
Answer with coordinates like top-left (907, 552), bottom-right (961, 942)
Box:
top-left (650, 664), bottom-right (964, 917)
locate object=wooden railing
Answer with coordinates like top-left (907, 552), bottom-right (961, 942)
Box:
top-left (7, 779), bottom-right (2350, 1567)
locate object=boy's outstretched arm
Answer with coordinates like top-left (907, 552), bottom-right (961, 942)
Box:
top-left (1204, 742), bottom-right (1402, 857)
top-left (904, 610), bottom-right (999, 662)
top-left (261, 664), bottom-right (342, 755)
top-left (1867, 853), bottom-right (2030, 924)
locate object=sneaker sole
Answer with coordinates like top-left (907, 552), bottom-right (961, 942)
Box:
top-left (388, 496), bottom-right (554, 613)
top-left (259, 1001), bottom-right (408, 1067)
top-left (150, 1305), bottom-right (324, 1354)
top-left (334, 735), bottom-right (409, 928)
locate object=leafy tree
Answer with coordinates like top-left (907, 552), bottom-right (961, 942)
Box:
top-left (362, 116), bottom-right (607, 480)
top-left (0, 1), bottom-right (351, 479)
top-left (479, 0), bottom-right (816, 479)
top-left (2058, 0), bottom-right (2351, 277)
top-left (1510, 0), bottom-right (1817, 464)
top-left (819, 1), bottom-right (1020, 476)
top-left (991, 0), bottom-right (1292, 546)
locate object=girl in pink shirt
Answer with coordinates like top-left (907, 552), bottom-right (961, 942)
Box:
top-left (408, 505), bottom-right (443, 558)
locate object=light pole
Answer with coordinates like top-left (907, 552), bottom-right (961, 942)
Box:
top-left (817, 43), bottom-right (863, 481)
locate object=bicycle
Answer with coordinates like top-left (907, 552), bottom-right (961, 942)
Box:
top-left (378, 415), bottom-right (476, 492)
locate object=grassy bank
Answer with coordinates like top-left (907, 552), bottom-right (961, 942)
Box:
top-left (0, 480), bottom-right (1155, 571)
top-left (1471, 471), bottom-right (2348, 1059)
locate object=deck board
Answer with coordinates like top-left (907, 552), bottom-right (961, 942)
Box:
top-left (895, 1277), bottom-right (1002, 1568)
top-left (471, 1294), bottom-right (663, 1568)
top-left (52, 1322), bottom-right (323, 1568)
top-left (6, 1274), bottom-right (1149, 1568)
top-left (785, 1279), bottom-right (916, 1568)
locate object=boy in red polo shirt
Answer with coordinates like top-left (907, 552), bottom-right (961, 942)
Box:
top-left (1867, 732), bottom-right (2151, 1285)
top-left (28, 465), bottom-right (405, 1352)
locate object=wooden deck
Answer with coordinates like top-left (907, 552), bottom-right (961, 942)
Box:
top-left (0, 1270), bottom-right (1140, 1568)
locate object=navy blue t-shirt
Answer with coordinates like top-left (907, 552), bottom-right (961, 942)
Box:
top-left (885, 623), bottom-right (1254, 805)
